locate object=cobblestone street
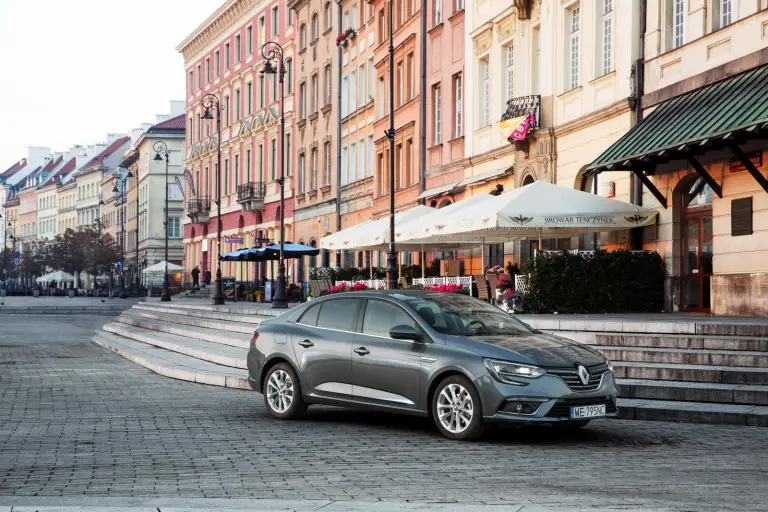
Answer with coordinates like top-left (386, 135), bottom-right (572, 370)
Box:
top-left (1, 316), bottom-right (767, 511)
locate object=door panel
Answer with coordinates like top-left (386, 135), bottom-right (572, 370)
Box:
top-left (681, 212), bottom-right (713, 312)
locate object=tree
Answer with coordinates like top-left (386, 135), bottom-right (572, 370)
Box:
top-left (18, 240), bottom-right (47, 277)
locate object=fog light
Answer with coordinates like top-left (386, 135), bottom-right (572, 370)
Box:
top-left (500, 400), bottom-right (542, 415)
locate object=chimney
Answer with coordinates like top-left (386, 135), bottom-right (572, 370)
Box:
top-left (169, 100), bottom-right (185, 116)
top-left (156, 114), bottom-right (171, 124)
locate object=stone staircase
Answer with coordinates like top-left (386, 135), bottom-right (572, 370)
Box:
top-left (93, 301), bottom-right (282, 390)
top-left (520, 315), bottom-right (768, 427)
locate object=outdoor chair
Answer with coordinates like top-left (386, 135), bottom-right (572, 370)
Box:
top-left (472, 274), bottom-right (490, 302)
top-left (322, 279), bottom-right (333, 292)
top-left (399, 277), bottom-right (409, 289)
top-left (486, 273), bottom-right (500, 304)
top-left (309, 280), bottom-right (323, 297)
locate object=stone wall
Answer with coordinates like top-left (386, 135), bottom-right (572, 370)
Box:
top-left (713, 273), bottom-right (768, 316)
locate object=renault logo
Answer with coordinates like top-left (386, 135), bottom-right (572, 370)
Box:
top-left (577, 365), bottom-right (590, 386)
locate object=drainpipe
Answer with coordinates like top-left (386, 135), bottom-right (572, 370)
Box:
top-left (418, 0), bottom-right (427, 204)
top-left (336, 0), bottom-right (343, 268)
top-left (631, 0), bottom-right (647, 249)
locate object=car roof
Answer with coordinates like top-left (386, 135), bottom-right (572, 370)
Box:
top-left (316, 290), bottom-right (443, 300)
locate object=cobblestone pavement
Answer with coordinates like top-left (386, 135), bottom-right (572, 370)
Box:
top-left (1, 317), bottom-right (767, 511)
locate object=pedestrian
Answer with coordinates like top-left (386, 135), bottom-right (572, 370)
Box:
top-left (191, 266), bottom-right (200, 289)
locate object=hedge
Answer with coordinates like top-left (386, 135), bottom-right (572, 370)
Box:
top-left (521, 250), bottom-right (666, 314)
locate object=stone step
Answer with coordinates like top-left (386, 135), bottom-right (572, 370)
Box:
top-left (551, 330), bottom-right (768, 352)
top-left (150, 302), bottom-right (284, 317)
top-left (617, 379), bottom-right (768, 406)
top-left (132, 303), bottom-right (265, 324)
top-left (93, 331), bottom-right (250, 389)
top-left (613, 361), bottom-right (768, 385)
top-left (617, 398), bottom-right (768, 427)
top-left (521, 315), bottom-right (768, 337)
top-left (124, 308), bottom-right (258, 334)
top-left (598, 345), bottom-right (768, 368)
top-left (103, 322), bottom-right (247, 369)
top-left (115, 314), bottom-right (251, 349)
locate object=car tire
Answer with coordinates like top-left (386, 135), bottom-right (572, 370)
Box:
top-left (554, 420), bottom-right (591, 430)
top-left (431, 375), bottom-right (486, 441)
top-left (262, 363), bottom-right (307, 420)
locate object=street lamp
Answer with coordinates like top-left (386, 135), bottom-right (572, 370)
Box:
top-left (154, 141), bottom-right (172, 302)
top-left (2, 219), bottom-right (16, 290)
top-left (385, 0), bottom-right (398, 289)
top-left (129, 162), bottom-right (141, 294)
top-left (260, 41), bottom-right (288, 309)
top-left (113, 169), bottom-right (134, 298)
top-left (96, 196), bottom-right (104, 294)
top-left (201, 94), bottom-right (225, 306)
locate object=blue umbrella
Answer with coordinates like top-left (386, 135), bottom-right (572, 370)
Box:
top-left (220, 243), bottom-right (319, 262)
top-left (262, 243), bottom-right (319, 258)
top-left (220, 247), bottom-right (270, 262)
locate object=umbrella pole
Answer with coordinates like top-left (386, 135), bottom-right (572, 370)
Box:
top-left (538, 228), bottom-right (542, 248)
top-left (421, 245), bottom-right (425, 279)
top-left (481, 240), bottom-right (485, 274)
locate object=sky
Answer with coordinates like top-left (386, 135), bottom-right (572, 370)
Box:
top-left (0, 0), bottom-right (222, 169)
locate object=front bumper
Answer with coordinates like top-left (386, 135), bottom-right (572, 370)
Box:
top-left (476, 370), bottom-right (619, 424)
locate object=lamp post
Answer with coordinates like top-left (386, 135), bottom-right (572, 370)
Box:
top-left (113, 169), bottom-right (134, 298)
top-left (96, 196), bottom-right (104, 294)
top-left (260, 41), bottom-right (288, 309)
top-left (153, 141), bottom-right (172, 302)
top-left (1, 215), bottom-right (12, 289)
top-left (385, 0), bottom-right (398, 289)
top-left (201, 94), bottom-right (225, 306)
top-left (130, 162), bottom-right (141, 294)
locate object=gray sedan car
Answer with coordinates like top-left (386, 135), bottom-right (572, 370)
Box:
top-left (247, 291), bottom-right (618, 440)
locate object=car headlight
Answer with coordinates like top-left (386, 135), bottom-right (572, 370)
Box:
top-left (484, 359), bottom-right (547, 385)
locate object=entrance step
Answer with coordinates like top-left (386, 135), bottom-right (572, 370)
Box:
top-left (93, 331), bottom-right (250, 389)
top-left (103, 322), bottom-right (247, 369)
top-left (617, 379), bottom-right (768, 406)
top-left (124, 308), bottom-right (257, 334)
top-left (617, 398), bottom-right (768, 427)
top-left (132, 303), bottom-right (264, 324)
top-left (553, 330), bottom-right (768, 352)
top-left (597, 346), bottom-right (768, 368)
top-left (115, 314), bottom-right (251, 349)
top-left (613, 361), bottom-right (768, 385)
top-left (148, 302), bottom-right (284, 317)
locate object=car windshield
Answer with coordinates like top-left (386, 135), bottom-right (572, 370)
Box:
top-left (400, 294), bottom-right (533, 337)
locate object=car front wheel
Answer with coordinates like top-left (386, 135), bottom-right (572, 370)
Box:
top-left (263, 363), bottom-right (307, 420)
top-left (431, 375), bottom-right (486, 441)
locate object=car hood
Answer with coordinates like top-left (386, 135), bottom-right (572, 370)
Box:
top-left (444, 332), bottom-right (605, 367)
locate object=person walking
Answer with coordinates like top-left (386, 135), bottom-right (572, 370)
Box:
top-left (191, 266), bottom-right (201, 289)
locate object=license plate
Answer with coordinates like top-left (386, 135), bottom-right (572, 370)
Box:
top-left (571, 404), bottom-right (606, 419)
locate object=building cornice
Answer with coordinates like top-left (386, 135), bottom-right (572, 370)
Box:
top-left (177, 0), bottom-right (258, 63)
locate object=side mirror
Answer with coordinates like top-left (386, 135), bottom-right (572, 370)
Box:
top-left (389, 324), bottom-right (423, 342)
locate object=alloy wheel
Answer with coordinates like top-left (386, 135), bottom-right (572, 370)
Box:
top-left (436, 383), bottom-right (474, 434)
top-left (266, 369), bottom-right (294, 413)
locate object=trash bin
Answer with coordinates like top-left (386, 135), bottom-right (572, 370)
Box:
top-left (34, 289), bottom-right (40, 297)
top-left (68, 289), bottom-right (75, 298)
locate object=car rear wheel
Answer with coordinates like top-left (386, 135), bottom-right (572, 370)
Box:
top-left (431, 375), bottom-right (486, 441)
top-left (263, 363), bottom-right (307, 420)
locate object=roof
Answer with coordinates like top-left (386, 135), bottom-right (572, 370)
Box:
top-left (0, 160), bottom-right (27, 180)
top-left (588, 64), bottom-right (768, 172)
top-left (81, 136), bottom-right (131, 170)
top-left (47, 157), bottom-right (77, 184)
top-left (149, 113), bottom-right (185, 131)
top-left (41, 155), bottom-right (63, 174)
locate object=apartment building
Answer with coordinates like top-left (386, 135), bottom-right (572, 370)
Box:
top-left (590, 0), bottom-right (768, 315)
top-left (179, 0), bottom-right (296, 284)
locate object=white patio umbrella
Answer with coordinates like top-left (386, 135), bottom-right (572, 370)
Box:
top-left (36, 270), bottom-right (75, 284)
top-left (143, 261), bottom-right (184, 274)
top-left (400, 180), bottom-right (658, 247)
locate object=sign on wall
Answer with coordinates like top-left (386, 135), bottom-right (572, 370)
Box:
top-left (729, 152), bottom-right (762, 172)
top-left (225, 236), bottom-right (244, 244)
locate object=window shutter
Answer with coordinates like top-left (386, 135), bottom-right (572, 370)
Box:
top-left (731, 197), bottom-right (753, 236)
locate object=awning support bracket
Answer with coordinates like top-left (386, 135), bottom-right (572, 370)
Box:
top-left (631, 168), bottom-right (667, 209)
top-left (684, 153), bottom-right (723, 198)
top-left (727, 142), bottom-right (768, 194)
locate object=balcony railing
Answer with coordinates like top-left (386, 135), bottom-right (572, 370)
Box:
top-left (237, 182), bottom-right (266, 211)
top-left (187, 196), bottom-right (211, 223)
top-left (500, 94), bottom-right (541, 128)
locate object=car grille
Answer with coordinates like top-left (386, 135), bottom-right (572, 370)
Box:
top-left (546, 396), bottom-right (617, 418)
top-left (546, 362), bottom-right (609, 392)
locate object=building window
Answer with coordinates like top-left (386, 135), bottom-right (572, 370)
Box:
top-left (406, 53), bottom-right (414, 100)
top-left (600, 0), bottom-right (613, 76)
top-left (259, 75), bottom-right (265, 108)
top-left (188, 70), bottom-right (193, 93)
top-left (351, 3), bottom-right (358, 29)
top-left (396, 62), bottom-right (403, 107)
top-left (234, 155), bottom-right (240, 189)
top-left (311, 74), bottom-right (319, 112)
top-left (341, 75), bottom-right (349, 117)
top-left (672, 0), bottom-right (684, 49)
top-left (247, 25), bottom-right (253, 54)
top-left (453, 74), bottom-right (462, 138)
top-left (257, 144), bottom-right (263, 183)
top-left (377, 76), bottom-right (385, 118)
top-left (270, 139), bottom-right (277, 181)
top-left (324, 2), bottom-right (332, 30)
top-left (434, 0), bottom-right (442, 26)
top-left (235, 89), bottom-right (241, 121)
top-left (214, 50), bottom-right (220, 77)
top-left (311, 148), bottom-right (318, 190)
top-left (324, 141), bottom-right (332, 185)
top-left (568, 5), bottom-right (580, 91)
top-left (367, 135), bottom-right (374, 177)
top-left (300, 82), bottom-right (307, 118)
top-left (505, 44), bottom-right (514, 100)
top-left (349, 142), bottom-right (357, 183)
top-left (341, 145), bottom-right (348, 185)
top-left (285, 134), bottom-right (291, 177)
top-left (196, 64), bottom-right (201, 90)
top-left (480, 58), bottom-right (490, 127)
top-left (247, 82), bottom-right (253, 115)
top-left (358, 138), bottom-right (365, 183)
top-left (455, 0), bottom-right (464, 12)
top-left (205, 58), bottom-right (210, 84)
top-left (298, 153), bottom-right (305, 193)
top-left (225, 95), bottom-right (230, 125)
top-left (343, 10), bottom-right (350, 30)
top-left (368, 57), bottom-right (375, 102)
top-left (235, 34), bottom-right (241, 62)
top-left (288, 7), bottom-right (294, 27)
top-left (246, 149), bottom-right (252, 184)
top-left (432, 84), bottom-right (441, 145)
top-left (350, 69), bottom-right (357, 112)
top-left (311, 13), bottom-right (319, 40)
top-left (225, 42), bottom-right (230, 69)
top-left (395, 143), bottom-right (403, 188)
top-left (324, 64), bottom-right (332, 105)
top-left (358, 63), bottom-right (366, 107)
top-left (300, 24), bottom-right (307, 49)
top-left (714, 0), bottom-right (732, 30)
top-left (286, 58), bottom-right (293, 93)
top-left (272, 6), bottom-right (279, 36)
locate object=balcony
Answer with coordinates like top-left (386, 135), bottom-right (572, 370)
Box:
top-left (187, 197), bottom-right (211, 224)
top-left (237, 182), bottom-right (266, 211)
top-left (500, 94), bottom-right (541, 128)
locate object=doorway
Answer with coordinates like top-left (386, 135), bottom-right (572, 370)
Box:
top-left (680, 178), bottom-right (713, 312)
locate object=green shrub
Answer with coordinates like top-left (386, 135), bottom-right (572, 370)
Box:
top-left (521, 250), bottom-right (666, 314)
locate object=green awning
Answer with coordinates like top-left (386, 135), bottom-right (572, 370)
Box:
top-left (588, 65), bottom-right (768, 172)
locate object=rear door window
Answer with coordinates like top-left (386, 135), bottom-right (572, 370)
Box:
top-left (297, 303), bottom-right (320, 326)
top-left (317, 299), bottom-right (361, 332)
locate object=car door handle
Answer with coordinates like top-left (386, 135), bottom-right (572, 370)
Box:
top-left (298, 339), bottom-right (314, 348)
top-left (354, 347), bottom-right (370, 356)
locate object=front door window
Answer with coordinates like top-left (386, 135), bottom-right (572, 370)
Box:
top-left (681, 178), bottom-right (713, 312)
